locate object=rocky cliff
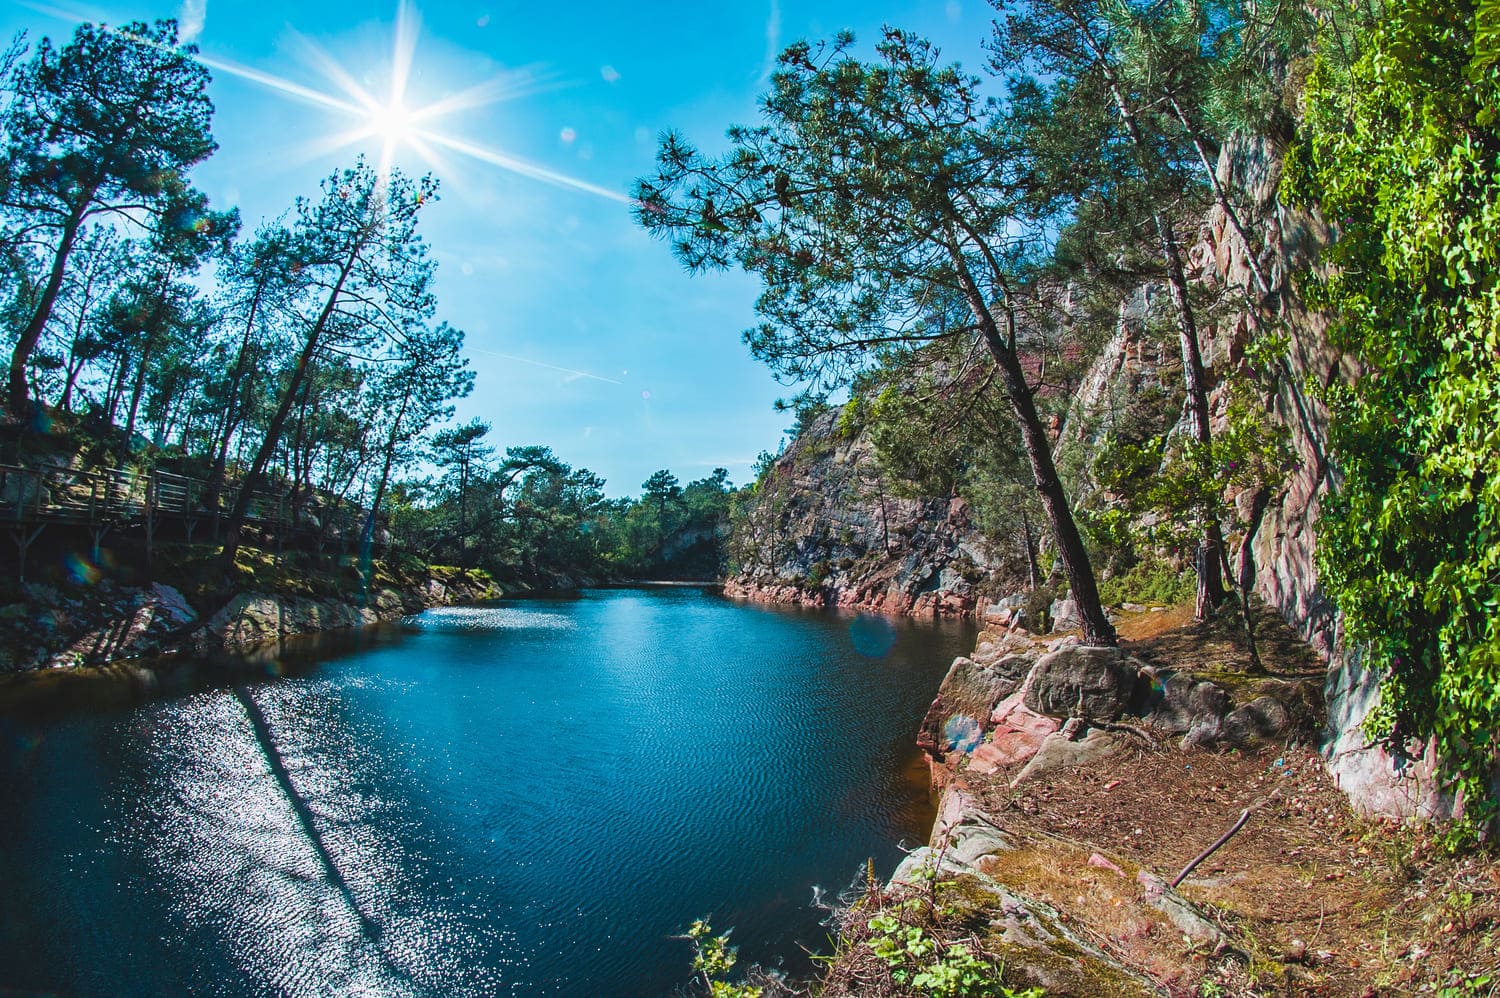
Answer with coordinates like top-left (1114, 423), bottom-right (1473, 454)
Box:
top-left (1145, 136), bottom-right (1444, 820)
top-left (724, 408), bottom-right (1026, 618)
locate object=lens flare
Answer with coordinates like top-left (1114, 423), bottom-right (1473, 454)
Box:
top-left (849, 614), bottom-right (897, 658)
top-left (943, 714), bottom-right (982, 753)
top-left (34, 0), bottom-right (624, 200)
top-left (65, 551), bottom-right (103, 585)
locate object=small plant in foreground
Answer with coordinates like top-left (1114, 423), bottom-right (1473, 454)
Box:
top-left (683, 919), bottom-right (764, 998)
top-left (865, 910), bottom-right (1042, 998)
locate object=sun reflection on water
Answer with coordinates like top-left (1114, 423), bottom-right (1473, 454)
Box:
top-left (118, 685), bottom-right (514, 995)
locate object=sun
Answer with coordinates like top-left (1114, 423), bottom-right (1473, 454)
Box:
top-left (186, 0), bottom-right (630, 203)
top-left (368, 98), bottom-right (416, 146)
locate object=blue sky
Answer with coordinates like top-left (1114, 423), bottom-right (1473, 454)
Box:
top-left (2, 0), bottom-right (994, 496)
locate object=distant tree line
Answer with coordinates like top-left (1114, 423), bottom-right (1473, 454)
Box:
top-left (394, 418), bottom-right (736, 587)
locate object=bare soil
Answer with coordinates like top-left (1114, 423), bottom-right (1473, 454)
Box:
top-left (959, 605), bottom-right (1500, 996)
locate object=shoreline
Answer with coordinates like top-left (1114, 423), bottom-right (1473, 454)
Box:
top-left (0, 564), bottom-right (496, 679)
top-left (721, 575), bottom-right (991, 620)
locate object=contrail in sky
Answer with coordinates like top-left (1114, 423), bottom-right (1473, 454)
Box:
top-left (472, 348), bottom-right (625, 385)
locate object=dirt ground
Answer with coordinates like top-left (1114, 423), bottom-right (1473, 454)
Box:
top-left (953, 605), bottom-right (1500, 997)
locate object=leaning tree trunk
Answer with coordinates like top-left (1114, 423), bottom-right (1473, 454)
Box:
top-left (990, 337), bottom-right (1117, 646)
top-left (207, 286), bottom-right (266, 509)
top-left (7, 198), bottom-right (90, 417)
top-left (948, 261), bottom-right (1115, 645)
top-left (1165, 93), bottom-right (1274, 301)
top-left (122, 341), bottom-right (153, 446)
top-left (219, 244), bottom-right (362, 572)
top-left (362, 392), bottom-right (412, 554)
top-left (1020, 505), bottom-right (1041, 591)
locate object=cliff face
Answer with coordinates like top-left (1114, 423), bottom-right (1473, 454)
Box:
top-left (1173, 137), bottom-right (1447, 819)
top-left (725, 409), bottom-right (1025, 618)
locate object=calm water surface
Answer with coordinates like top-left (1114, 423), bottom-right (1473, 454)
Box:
top-left (0, 588), bottom-right (973, 996)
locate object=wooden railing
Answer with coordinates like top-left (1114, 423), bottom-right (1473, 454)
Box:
top-left (1, 462), bottom-right (377, 581)
top-left (0, 463), bottom-right (292, 528)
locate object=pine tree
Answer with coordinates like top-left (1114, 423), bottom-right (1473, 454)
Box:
top-left (0, 19), bottom-right (230, 415)
top-left (218, 161), bottom-right (438, 570)
top-left (636, 29), bottom-right (1118, 645)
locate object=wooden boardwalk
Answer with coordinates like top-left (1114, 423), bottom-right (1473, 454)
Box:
top-left (1, 463), bottom-right (364, 580)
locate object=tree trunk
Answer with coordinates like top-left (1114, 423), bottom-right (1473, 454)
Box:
top-left (219, 244), bottom-right (363, 572)
top-left (1165, 94), bottom-right (1274, 301)
top-left (1156, 214), bottom-right (1227, 618)
top-left (1094, 53), bottom-right (1227, 621)
top-left (123, 342), bottom-right (152, 446)
top-left (990, 339), bottom-right (1116, 646)
top-left (59, 309), bottom-right (93, 413)
top-left (1222, 488), bottom-right (1271, 673)
top-left (103, 350), bottom-right (128, 425)
top-left (1020, 505), bottom-right (1041, 591)
top-left (207, 287), bottom-right (265, 508)
top-left (59, 356), bottom-right (84, 412)
top-left (287, 381), bottom-right (312, 511)
top-left (362, 395), bottom-right (410, 553)
top-left (7, 200), bottom-right (89, 416)
top-left (946, 243), bottom-right (1115, 646)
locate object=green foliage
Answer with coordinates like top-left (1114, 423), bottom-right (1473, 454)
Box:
top-left (635, 25), bottom-right (1123, 644)
top-left (1098, 558), bottom-right (1196, 607)
top-left (683, 920), bottom-right (763, 998)
top-left (837, 396), bottom-right (866, 439)
top-left (1292, 0), bottom-right (1500, 831)
top-left (805, 559), bottom-right (832, 589)
top-left (1093, 382), bottom-right (1296, 560)
top-left (864, 911), bottom-right (1042, 997)
top-left (2, 18), bottom-right (234, 413)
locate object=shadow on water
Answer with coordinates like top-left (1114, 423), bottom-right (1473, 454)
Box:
top-left (230, 684), bottom-right (408, 983)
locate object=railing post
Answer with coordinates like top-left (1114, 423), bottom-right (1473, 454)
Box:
top-left (145, 469), bottom-right (155, 570)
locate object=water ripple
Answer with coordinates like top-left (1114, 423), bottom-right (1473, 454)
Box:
top-left (404, 606), bottom-right (577, 632)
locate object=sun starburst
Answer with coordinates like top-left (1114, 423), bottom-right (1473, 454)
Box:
top-left (193, 0), bottom-right (627, 202)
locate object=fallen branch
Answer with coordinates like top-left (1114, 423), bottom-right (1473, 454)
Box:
top-left (1171, 793), bottom-right (1279, 887)
top-left (1099, 719), bottom-right (1160, 751)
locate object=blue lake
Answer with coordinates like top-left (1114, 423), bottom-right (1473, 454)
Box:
top-left (0, 587), bottom-right (974, 996)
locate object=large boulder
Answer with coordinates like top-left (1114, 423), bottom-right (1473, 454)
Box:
top-left (1049, 596), bottom-right (1082, 633)
top-left (918, 654), bottom-right (1027, 758)
top-left (968, 691), bottom-right (1061, 774)
top-left (1022, 646), bottom-right (1143, 721)
top-left (970, 629), bottom-right (1036, 668)
top-left (1145, 671), bottom-right (1230, 735)
top-left (44, 583), bottom-right (198, 669)
top-left (1011, 729), bottom-right (1127, 787)
top-left (1221, 695), bottom-right (1293, 745)
top-left (203, 593), bottom-right (378, 655)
